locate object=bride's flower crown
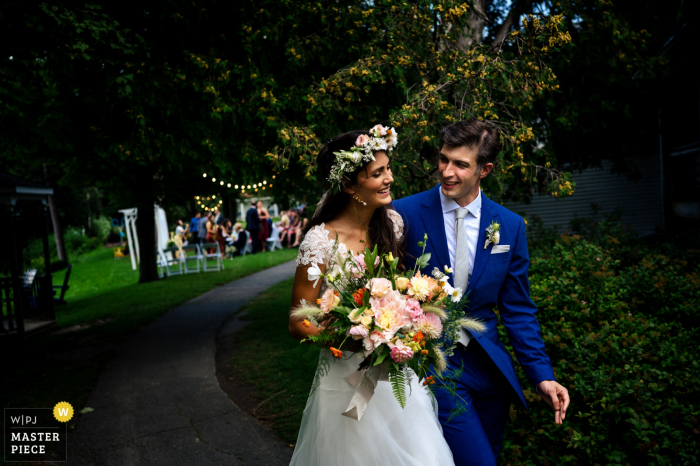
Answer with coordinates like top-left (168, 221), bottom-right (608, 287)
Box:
top-left (327, 124), bottom-right (398, 192)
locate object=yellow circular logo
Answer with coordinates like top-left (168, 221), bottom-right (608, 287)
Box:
top-left (53, 402), bottom-right (74, 422)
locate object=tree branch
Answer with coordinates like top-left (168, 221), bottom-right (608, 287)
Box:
top-left (491, 0), bottom-right (534, 48)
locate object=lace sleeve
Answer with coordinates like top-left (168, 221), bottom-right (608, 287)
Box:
top-left (296, 224), bottom-right (333, 268)
top-left (387, 209), bottom-right (404, 242)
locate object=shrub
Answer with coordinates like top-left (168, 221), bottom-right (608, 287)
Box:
top-left (87, 216), bottom-right (111, 242)
top-left (499, 235), bottom-right (700, 466)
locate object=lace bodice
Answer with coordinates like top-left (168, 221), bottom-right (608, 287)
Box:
top-left (295, 209), bottom-right (404, 273)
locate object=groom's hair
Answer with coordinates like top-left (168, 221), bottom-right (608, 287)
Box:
top-left (440, 120), bottom-right (500, 168)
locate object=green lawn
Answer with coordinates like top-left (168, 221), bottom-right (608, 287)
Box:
top-left (228, 277), bottom-right (320, 444)
top-left (1, 247), bottom-right (298, 422)
top-left (50, 246), bottom-right (297, 331)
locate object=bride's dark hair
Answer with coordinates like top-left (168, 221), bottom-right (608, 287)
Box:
top-left (306, 130), bottom-right (404, 269)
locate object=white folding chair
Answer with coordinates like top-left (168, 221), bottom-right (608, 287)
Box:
top-left (266, 225), bottom-right (283, 251)
top-left (181, 244), bottom-right (201, 273)
top-left (158, 248), bottom-right (184, 277)
top-left (243, 231), bottom-right (252, 255)
top-left (199, 242), bottom-right (224, 272)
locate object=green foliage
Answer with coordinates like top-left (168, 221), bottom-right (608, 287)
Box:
top-left (499, 232), bottom-right (700, 466)
top-left (389, 363), bottom-right (408, 409)
top-left (87, 216), bottom-right (112, 242)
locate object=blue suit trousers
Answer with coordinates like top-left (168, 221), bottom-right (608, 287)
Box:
top-left (434, 342), bottom-right (512, 466)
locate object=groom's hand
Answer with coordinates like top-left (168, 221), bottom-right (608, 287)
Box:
top-left (537, 380), bottom-right (570, 424)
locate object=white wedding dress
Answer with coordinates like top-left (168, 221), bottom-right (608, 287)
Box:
top-left (290, 210), bottom-right (455, 466)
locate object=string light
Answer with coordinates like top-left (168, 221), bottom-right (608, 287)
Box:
top-left (203, 173), bottom-right (207, 177)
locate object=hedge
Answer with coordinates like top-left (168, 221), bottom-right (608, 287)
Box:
top-left (498, 228), bottom-right (700, 466)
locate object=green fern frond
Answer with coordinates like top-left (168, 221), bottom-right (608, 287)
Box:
top-left (389, 364), bottom-right (407, 409)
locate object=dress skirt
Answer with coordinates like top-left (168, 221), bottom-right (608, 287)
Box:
top-left (290, 350), bottom-right (455, 466)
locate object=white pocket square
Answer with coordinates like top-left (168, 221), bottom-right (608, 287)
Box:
top-left (491, 245), bottom-right (510, 254)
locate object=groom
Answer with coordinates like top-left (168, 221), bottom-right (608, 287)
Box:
top-left (393, 120), bottom-right (569, 466)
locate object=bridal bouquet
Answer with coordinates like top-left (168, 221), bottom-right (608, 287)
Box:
top-left (292, 235), bottom-right (484, 415)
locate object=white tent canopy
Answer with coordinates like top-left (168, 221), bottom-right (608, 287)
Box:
top-left (119, 205), bottom-right (169, 271)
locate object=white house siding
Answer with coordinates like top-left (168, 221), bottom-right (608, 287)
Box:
top-left (503, 155), bottom-right (664, 235)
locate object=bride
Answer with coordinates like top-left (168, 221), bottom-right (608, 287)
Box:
top-left (288, 126), bottom-right (455, 466)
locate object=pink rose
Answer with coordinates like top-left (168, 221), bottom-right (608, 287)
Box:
top-left (370, 124), bottom-right (387, 136)
top-left (348, 325), bottom-right (369, 340)
top-left (355, 134), bottom-right (370, 146)
top-left (390, 341), bottom-right (414, 363)
top-left (367, 277), bottom-right (393, 298)
top-left (405, 298), bottom-right (423, 321)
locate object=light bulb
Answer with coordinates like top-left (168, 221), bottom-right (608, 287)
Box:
top-left (212, 177), bottom-right (216, 182)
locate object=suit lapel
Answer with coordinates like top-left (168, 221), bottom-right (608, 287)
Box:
top-left (419, 186), bottom-right (449, 271)
top-left (467, 194), bottom-right (499, 293)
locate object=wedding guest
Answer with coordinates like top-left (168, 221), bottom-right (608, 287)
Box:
top-left (189, 212), bottom-right (200, 243)
top-left (206, 212), bottom-right (217, 254)
top-left (231, 222), bottom-right (247, 257)
top-left (279, 212), bottom-right (291, 246)
top-left (175, 219), bottom-right (189, 246)
top-left (289, 209), bottom-right (303, 247)
top-left (197, 211), bottom-right (209, 246)
top-left (257, 200), bottom-right (270, 253)
top-left (216, 218), bottom-right (230, 257)
top-left (213, 208), bottom-right (224, 226)
top-left (245, 201), bottom-right (261, 253)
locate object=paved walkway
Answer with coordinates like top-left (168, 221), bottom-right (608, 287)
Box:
top-left (67, 261), bottom-right (297, 466)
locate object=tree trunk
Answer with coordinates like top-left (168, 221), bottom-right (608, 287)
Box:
top-left (136, 166), bottom-right (160, 283)
top-left (43, 164), bottom-right (67, 263)
top-left (456, 0), bottom-right (489, 51)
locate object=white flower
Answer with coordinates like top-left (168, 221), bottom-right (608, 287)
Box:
top-left (307, 264), bottom-right (322, 288)
top-left (493, 231), bottom-right (500, 245)
top-left (431, 267), bottom-right (444, 279)
top-left (348, 151), bottom-right (362, 163)
top-left (443, 265), bottom-right (453, 274)
top-left (450, 287), bottom-right (463, 303)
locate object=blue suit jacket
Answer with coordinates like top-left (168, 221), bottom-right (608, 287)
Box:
top-left (393, 185), bottom-right (555, 408)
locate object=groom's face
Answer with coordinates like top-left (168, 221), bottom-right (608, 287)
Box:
top-left (438, 144), bottom-right (493, 206)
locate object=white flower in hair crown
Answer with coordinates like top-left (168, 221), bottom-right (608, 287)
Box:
top-left (327, 124), bottom-right (398, 192)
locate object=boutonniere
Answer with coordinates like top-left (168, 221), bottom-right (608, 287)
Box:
top-left (484, 221), bottom-right (501, 249)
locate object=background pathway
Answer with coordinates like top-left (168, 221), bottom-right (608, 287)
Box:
top-left (67, 260), bottom-right (297, 465)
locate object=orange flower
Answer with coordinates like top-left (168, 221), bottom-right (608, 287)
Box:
top-left (422, 375), bottom-right (435, 386)
top-left (330, 347), bottom-right (343, 359)
top-left (420, 341), bottom-right (426, 348)
top-left (316, 298), bottom-right (322, 305)
top-left (421, 349), bottom-right (429, 355)
top-left (303, 320), bottom-right (311, 328)
top-left (352, 287), bottom-right (366, 306)
top-left (412, 331), bottom-right (424, 342)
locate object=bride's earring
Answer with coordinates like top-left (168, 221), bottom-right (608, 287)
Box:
top-left (352, 193), bottom-right (367, 206)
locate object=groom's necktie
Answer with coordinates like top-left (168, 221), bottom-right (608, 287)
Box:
top-left (454, 208), bottom-right (471, 346)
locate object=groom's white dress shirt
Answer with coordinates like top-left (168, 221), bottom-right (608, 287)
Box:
top-left (440, 188), bottom-right (481, 278)
top-left (440, 188), bottom-right (482, 346)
